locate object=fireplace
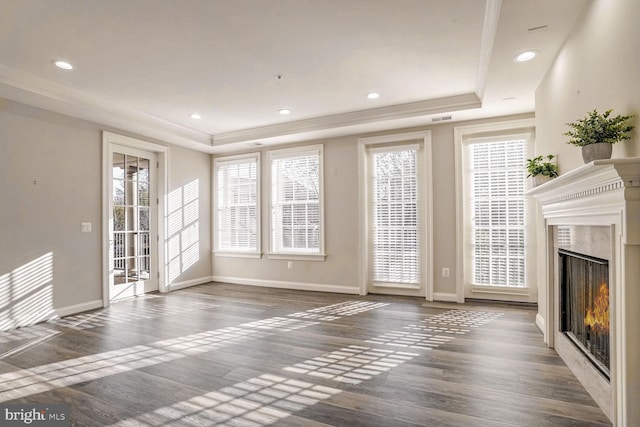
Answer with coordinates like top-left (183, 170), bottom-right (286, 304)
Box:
top-left (559, 249), bottom-right (610, 379)
top-left (528, 157), bottom-right (640, 425)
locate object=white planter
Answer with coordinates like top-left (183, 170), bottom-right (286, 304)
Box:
top-left (532, 175), bottom-right (553, 187)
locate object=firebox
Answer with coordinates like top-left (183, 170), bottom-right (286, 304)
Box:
top-left (559, 249), bottom-right (610, 380)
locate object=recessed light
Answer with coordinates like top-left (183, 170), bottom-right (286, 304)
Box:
top-left (367, 92), bottom-right (380, 99)
top-left (190, 113), bottom-right (202, 120)
top-left (53, 60), bottom-right (73, 70)
top-left (278, 109), bottom-right (291, 115)
top-left (514, 50), bottom-right (537, 62)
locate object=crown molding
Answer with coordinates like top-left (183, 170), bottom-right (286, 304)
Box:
top-left (0, 63), bottom-right (483, 152)
top-left (475, 0), bottom-right (502, 100)
top-left (0, 64), bottom-right (211, 149)
top-left (212, 93), bottom-right (481, 146)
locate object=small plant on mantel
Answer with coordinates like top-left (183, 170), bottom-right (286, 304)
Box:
top-left (526, 155), bottom-right (558, 187)
top-left (564, 109), bottom-right (635, 146)
top-left (526, 155), bottom-right (559, 178)
top-left (564, 109), bottom-right (635, 163)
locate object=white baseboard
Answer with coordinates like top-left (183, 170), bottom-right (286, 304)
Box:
top-left (169, 276), bottom-right (214, 291)
top-left (55, 299), bottom-right (104, 318)
top-left (211, 276), bottom-right (360, 295)
top-left (535, 313), bottom-right (545, 333)
top-left (433, 292), bottom-right (459, 302)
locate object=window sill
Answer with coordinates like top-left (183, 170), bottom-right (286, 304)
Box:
top-left (471, 284), bottom-right (530, 296)
top-left (267, 253), bottom-right (326, 262)
top-left (213, 251), bottom-right (262, 259)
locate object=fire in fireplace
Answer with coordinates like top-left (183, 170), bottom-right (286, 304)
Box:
top-left (559, 249), bottom-right (610, 379)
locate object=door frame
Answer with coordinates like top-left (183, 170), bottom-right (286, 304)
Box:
top-left (102, 131), bottom-right (169, 307)
top-left (357, 130), bottom-right (433, 300)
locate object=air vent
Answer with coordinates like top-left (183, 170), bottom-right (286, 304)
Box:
top-left (432, 115), bottom-right (452, 122)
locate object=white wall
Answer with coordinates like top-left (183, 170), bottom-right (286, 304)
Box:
top-left (0, 99), bottom-right (102, 329)
top-left (165, 145), bottom-right (212, 288)
top-left (0, 99), bottom-right (211, 330)
top-left (535, 0), bottom-right (640, 172)
top-left (534, 0), bottom-right (640, 335)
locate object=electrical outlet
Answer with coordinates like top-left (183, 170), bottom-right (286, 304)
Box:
top-left (287, 261), bottom-right (294, 270)
top-left (81, 222), bottom-right (92, 233)
top-left (442, 267), bottom-right (450, 277)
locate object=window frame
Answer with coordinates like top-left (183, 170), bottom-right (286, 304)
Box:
top-left (358, 130), bottom-right (433, 299)
top-left (454, 119), bottom-right (537, 303)
top-left (212, 152), bottom-right (261, 258)
top-left (268, 144), bottom-right (326, 261)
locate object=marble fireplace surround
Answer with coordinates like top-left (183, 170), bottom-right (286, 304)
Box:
top-left (528, 158), bottom-right (640, 426)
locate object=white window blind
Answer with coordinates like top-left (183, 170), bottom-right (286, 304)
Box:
top-left (469, 140), bottom-right (526, 287)
top-left (271, 147), bottom-right (322, 254)
top-left (215, 156), bottom-right (258, 253)
top-left (371, 148), bottom-right (419, 283)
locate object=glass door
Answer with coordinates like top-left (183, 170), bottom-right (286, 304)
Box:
top-left (366, 144), bottom-right (425, 297)
top-left (109, 145), bottom-right (158, 301)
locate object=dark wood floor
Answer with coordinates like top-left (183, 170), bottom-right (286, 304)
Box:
top-left (0, 283), bottom-right (611, 426)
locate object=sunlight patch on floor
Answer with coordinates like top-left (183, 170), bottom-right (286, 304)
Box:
top-left (47, 300), bottom-right (221, 331)
top-left (109, 374), bottom-right (341, 427)
top-left (426, 309), bottom-right (504, 328)
top-left (366, 309), bottom-right (504, 349)
top-left (366, 330), bottom-right (454, 349)
top-left (304, 301), bottom-right (389, 317)
top-left (284, 345), bottom-right (418, 385)
top-left (0, 326), bottom-right (271, 402)
top-left (241, 317), bottom-right (318, 332)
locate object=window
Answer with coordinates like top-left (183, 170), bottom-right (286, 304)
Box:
top-left (456, 120), bottom-right (536, 302)
top-left (213, 153), bottom-right (260, 256)
top-left (359, 131), bottom-right (432, 297)
top-left (371, 147), bottom-right (419, 284)
top-left (269, 145), bottom-right (324, 259)
top-left (468, 139), bottom-right (526, 287)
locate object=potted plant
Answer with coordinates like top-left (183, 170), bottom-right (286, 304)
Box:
top-left (564, 109), bottom-right (635, 163)
top-left (526, 154), bottom-right (558, 187)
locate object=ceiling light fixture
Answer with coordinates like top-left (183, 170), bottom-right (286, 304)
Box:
top-left (367, 92), bottom-right (380, 99)
top-left (514, 50), bottom-right (538, 62)
top-left (53, 60), bottom-right (73, 70)
top-left (190, 113), bottom-right (202, 120)
top-left (278, 109), bottom-right (291, 115)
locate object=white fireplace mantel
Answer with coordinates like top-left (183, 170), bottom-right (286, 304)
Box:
top-left (528, 157), bottom-right (640, 426)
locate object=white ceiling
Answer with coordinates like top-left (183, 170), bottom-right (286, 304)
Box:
top-left (0, 0), bottom-right (589, 153)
